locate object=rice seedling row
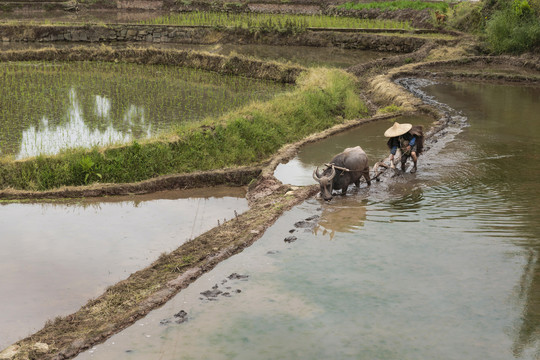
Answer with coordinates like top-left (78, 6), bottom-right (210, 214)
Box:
top-left (138, 11), bottom-right (413, 31)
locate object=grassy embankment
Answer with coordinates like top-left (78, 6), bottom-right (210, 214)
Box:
top-left (0, 67), bottom-right (368, 191)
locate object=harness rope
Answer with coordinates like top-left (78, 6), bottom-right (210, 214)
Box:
top-left (323, 163), bottom-right (385, 183)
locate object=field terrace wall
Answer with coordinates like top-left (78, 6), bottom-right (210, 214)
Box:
top-left (0, 24), bottom-right (428, 52)
top-left (367, 54), bottom-right (540, 113)
top-left (405, 56), bottom-right (540, 82)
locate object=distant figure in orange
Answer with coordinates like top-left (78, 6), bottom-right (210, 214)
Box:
top-left (435, 10), bottom-right (447, 25)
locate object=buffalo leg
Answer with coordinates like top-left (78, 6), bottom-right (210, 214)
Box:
top-left (363, 170), bottom-right (371, 186)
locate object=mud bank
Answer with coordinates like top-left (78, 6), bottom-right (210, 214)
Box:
top-left (0, 46), bottom-right (304, 83)
top-left (365, 52), bottom-right (540, 112)
top-left (0, 167), bottom-right (260, 201)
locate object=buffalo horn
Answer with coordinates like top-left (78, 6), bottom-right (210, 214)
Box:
top-left (312, 166), bottom-right (321, 182)
top-left (327, 165), bottom-right (336, 181)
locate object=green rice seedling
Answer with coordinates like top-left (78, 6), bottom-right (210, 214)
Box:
top-left (138, 11), bottom-right (413, 31)
top-left (0, 61), bottom-right (291, 159)
top-left (339, 1), bottom-right (449, 13)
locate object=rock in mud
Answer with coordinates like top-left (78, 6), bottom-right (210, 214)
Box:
top-left (284, 236), bottom-right (297, 243)
top-left (288, 229), bottom-right (296, 233)
top-left (159, 318), bottom-right (172, 325)
top-left (174, 310), bottom-right (188, 324)
top-left (160, 310), bottom-right (188, 325)
top-left (294, 220), bottom-right (316, 229)
top-left (305, 215), bottom-right (320, 221)
top-left (228, 273), bottom-right (249, 280)
top-left (200, 289), bottom-right (222, 298)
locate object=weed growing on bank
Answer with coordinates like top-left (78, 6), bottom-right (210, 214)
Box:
top-left (0, 68), bottom-right (368, 191)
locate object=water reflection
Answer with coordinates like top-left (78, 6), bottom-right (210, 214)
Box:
top-left (423, 81), bottom-right (540, 358)
top-left (18, 88), bottom-right (137, 159)
top-left (0, 188), bottom-right (248, 350)
top-left (313, 197), bottom-right (368, 239)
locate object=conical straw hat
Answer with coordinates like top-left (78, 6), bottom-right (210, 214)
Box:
top-left (384, 122), bottom-right (412, 137)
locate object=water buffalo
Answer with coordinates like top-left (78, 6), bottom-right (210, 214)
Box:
top-left (312, 146), bottom-right (371, 201)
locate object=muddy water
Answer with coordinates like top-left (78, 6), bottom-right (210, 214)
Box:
top-left (76, 80), bottom-right (540, 360)
top-left (274, 113), bottom-right (436, 186)
top-left (0, 187), bottom-right (248, 350)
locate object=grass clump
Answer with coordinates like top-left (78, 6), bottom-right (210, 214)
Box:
top-left (446, 1), bottom-right (485, 33)
top-left (485, 0), bottom-right (540, 53)
top-left (339, 1), bottom-right (449, 13)
top-left (0, 68), bottom-right (368, 191)
top-left (379, 104), bottom-right (402, 114)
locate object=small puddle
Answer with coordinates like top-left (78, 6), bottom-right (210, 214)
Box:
top-left (0, 186), bottom-right (248, 349)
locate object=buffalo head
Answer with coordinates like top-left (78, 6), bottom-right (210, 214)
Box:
top-left (313, 165), bottom-right (336, 201)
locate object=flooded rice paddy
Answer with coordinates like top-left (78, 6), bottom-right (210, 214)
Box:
top-left (77, 80), bottom-right (540, 359)
top-left (170, 44), bottom-right (386, 69)
top-left (0, 187), bottom-right (248, 350)
top-left (0, 42), bottom-right (386, 69)
top-left (0, 61), bottom-right (289, 159)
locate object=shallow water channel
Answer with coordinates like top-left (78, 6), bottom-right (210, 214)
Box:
top-left (76, 80), bottom-right (540, 360)
top-left (0, 187), bottom-right (248, 350)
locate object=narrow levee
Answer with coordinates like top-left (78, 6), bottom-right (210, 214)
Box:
top-left (75, 80), bottom-right (540, 360)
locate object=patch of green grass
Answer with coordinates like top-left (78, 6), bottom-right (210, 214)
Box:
top-left (379, 104), bottom-right (401, 113)
top-left (339, 0), bottom-right (449, 13)
top-left (0, 68), bottom-right (368, 191)
top-left (138, 11), bottom-right (413, 31)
